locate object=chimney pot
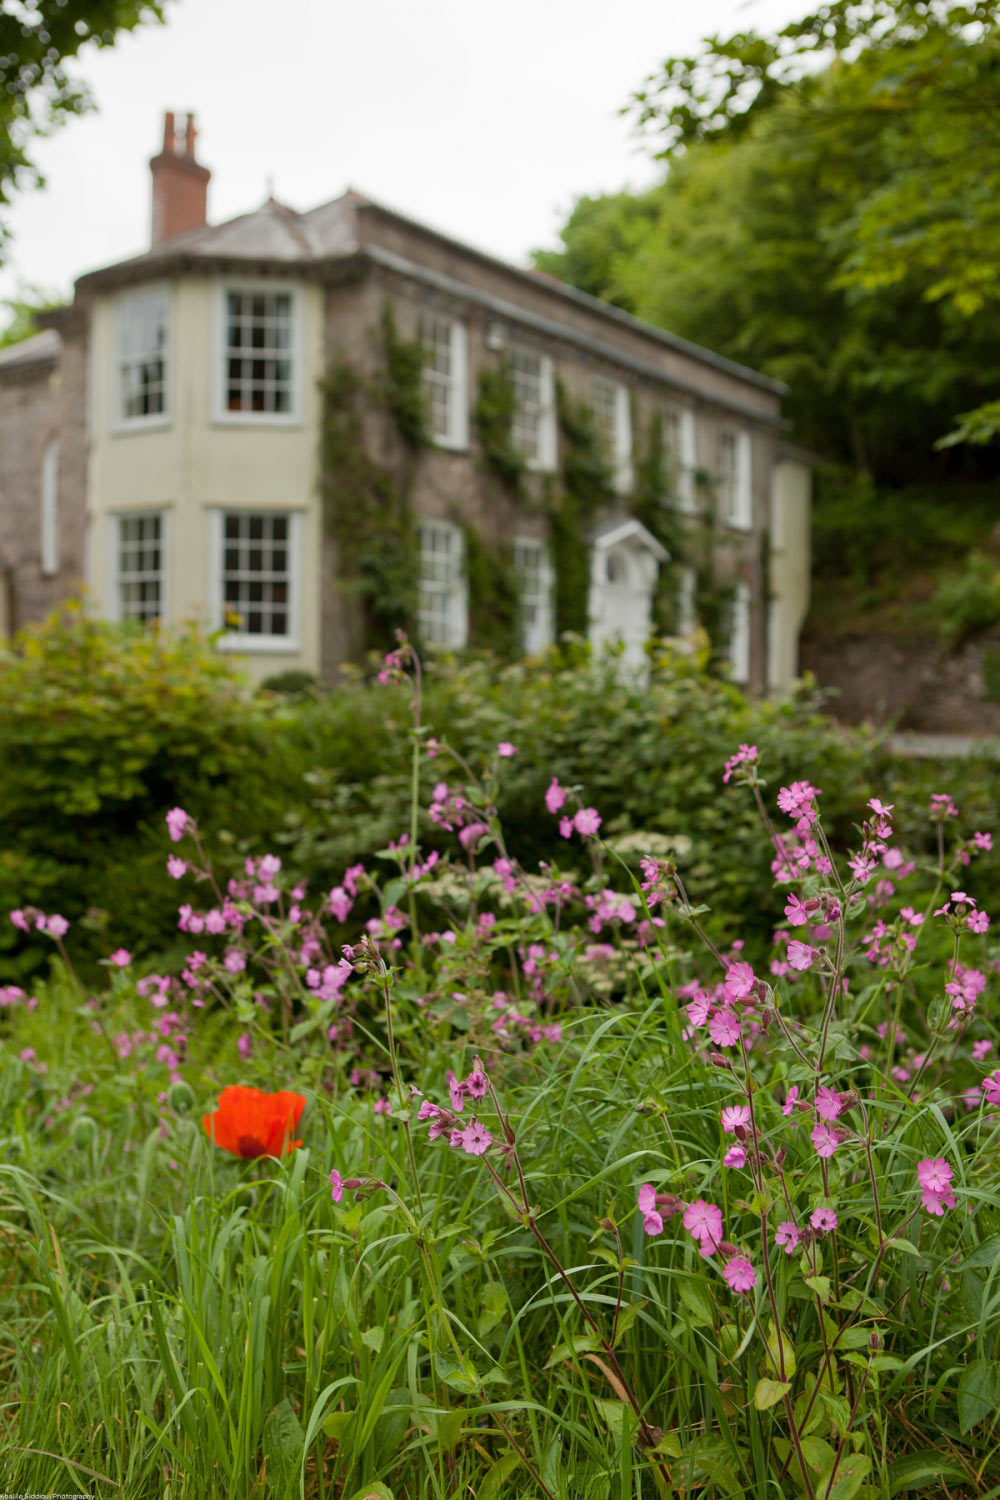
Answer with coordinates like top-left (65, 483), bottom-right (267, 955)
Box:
top-left (150, 109), bottom-right (210, 244)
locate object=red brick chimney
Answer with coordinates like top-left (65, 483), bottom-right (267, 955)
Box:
top-left (149, 111), bottom-right (210, 244)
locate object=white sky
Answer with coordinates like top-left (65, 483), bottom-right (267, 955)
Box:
top-left (0, 0), bottom-right (806, 313)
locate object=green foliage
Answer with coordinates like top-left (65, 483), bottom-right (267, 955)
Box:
top-left (0, 285), bottom-right (65, 347)
top-left (258, 668), bottom-right (321, 698)
top-left (319, 355), bottom-right (419, 647)
top-left (380, 302), bottom-right (431, 449)
top-left (464, 526), bottom-right (520, 657)
top-left (472, 364), bottom-right (524, 493)
top-left (932, 551), bottom-right (1000, 646)
top-left (0, 1), bottom-right (168, 253)
top-left (547, 383), bottom-right (616, 636)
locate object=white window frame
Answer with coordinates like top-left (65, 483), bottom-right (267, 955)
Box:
top-left (420, 314), bottom-right (469, 451)
top-left (417, 518), bottom-right (468, 649)
top-left (510, 346), bottom-right (557, 472)
top-left (676, 564), bottom-right (697, 636)
top-left (729, 580), bottom-right (752, 683)
top-left (210, 508), bottom-right (303, 652)
top-left (664, 405), bottom-right (697, 513)
top-left (213, 280), bottom-right (304, 427)
top-left (40, 438), bottom-right (59, 577)
top-left (719, 428), bottom-right (753, 530)
top-left (513, 536), bottom-right (555, 654)
top-left (108, 509), bottom-right (168, 624)
top-left (111, 283), bottom-right (171, 432)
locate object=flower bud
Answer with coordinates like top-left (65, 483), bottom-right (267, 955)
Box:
top-left (71, 1114), bottom-right (99, 1149)
top-left (168, 1080), bottom-right (196, 1114)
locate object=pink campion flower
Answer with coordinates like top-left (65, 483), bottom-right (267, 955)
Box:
top-left (497, 741), bottom-right (518, 758)
top-left (847, 854), bottom-right (875, 884)
top-left (917, 1158), bottom-right (952, 1194)
top-left (638, 1183), bottom-right (657, 1215)
top-left (637, 1182), bottom-right (664, 1235)
top-left (459, 1119), bottom-right (492, 1156)
top-left (972, 1039), bottom-right (992, 1061)
top-left (166, 807), bottom-right (189, 843)
top-left (708, 1009), bottom-right (742, 1047)
top-left (964, 1063), bottom-right (991, 1109)
top-left (685, 991), bottom-right (712, 1028)
top-left (723, 1145), bottom-right (747, 1168)
top-left (642, 1208), bottom-right (664, 1236)
top-left (777, 780), bottom-right (822, 830)
top-left (869, 798), bottom-right (894, 818)
top-left (167, 855), bottom-right (187, 879)
top-left (237, 1032), bottom-right (251, 1059)
top-left (721, 1105), bottom-right (751, 1135)
top-left (968, 910), bottom-right (990, 934)
top-left (722, 1256), bottom-right (756, 1294)
top-left (810, 1207), bottom-right (838, 1233)
top-left (545, 778), bottom-right (567, 814)
top-left (781, 1085), bottom-right (800, 1116)
top-left (9, 909), bottom-right (29, 931)
top-left (44, 914), bottom-right (69, 939)
top-left (559, 816), bottom-right (573, 839)
top-left (683, 1199), bottom-right (724, 1257)
top-left (929, 793), bottom-right (959, 820)
top-left (974, 831), bottom-right (993, 852)
top-left (811, 1121), bottom-right (842, 1158)
top-left (774, 1221), bottom-right (801, 1255)
top-left (814, 1085), bottom-right (844, 1122)
top-left (329, 886), bottom-right (353, 923)
top-left (784, 893), bottom-right (810, 927)
top-left (329, 1169), bottom-right (344, 1204)
top-left (787, 941), bottom-right (815, 971)
top-left (574, 807), bottom-right (602, 837)
top-left (109, 948), bottom-right (131, 967)
top-left (722, 743), bottom-right (758, 784)
top-left (724, 960), bottom-right (755, 1002)
top-left (224, 949), bottom-right (246, 975)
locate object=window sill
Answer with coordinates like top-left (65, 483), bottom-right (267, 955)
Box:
top-left (211, 412), bottom-right (304, 430)
top-left (217, 635), bottom-right (302, 654)
top-left (110, 415), bottom-right (172, 436)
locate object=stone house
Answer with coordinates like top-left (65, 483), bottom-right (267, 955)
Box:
top-left (0, 112), bottom-right (811, 688)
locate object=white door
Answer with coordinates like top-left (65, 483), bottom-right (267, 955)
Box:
top-left (589, 543), bottom-right (655, 671)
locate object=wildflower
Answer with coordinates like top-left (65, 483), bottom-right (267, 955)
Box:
top-left (574, 807), bottom-right (602, 837)
top-left (918, 1159), bottom-right (956, 1215)
top-left (224, 949), bottom-right (246, 975)
top-left (167, 855), bottom-right (187, 879)
top-left (545, 778), bottom-right (567, 814)
top-left (722, 1256), bottom-right (756, 1293)
top-left (708, 1009), bottom-right (742, 1047)
top-left (810, 1206), bottom-right (838, 1233)
top-left (721, 1105), bottom-right (751, 1135)
top-left (559, 816), bottom-right (573, 839)
top-left (202, 1085), bottom-right (306, 1159)
top-left (787, 941), bottom-right (815, 971)
top-left (968, 910), bottom-right (990, 934)
top-left (685, 991), bottom-right (712, 1028)
top-left (774, 1221), bottom-right (800, 1254)
top-left (109, 948), bottom-right (131, 967)
top-left (784, 893), bottom-right (810, 927)
top-left (972, 1040), bottom-right (991, 1061)
top-left (329, 1169), bottom-right (343, 1204)
top-left (683, 1199), bottom-right (724, 1256)
top-left (814, 1085), bottom-right (844, 1121)
top-left (973, 831), bottom-right (993, 852)
top-left (724, 960), bottom-right (755, 1002)
top-left (43, 914), bottom-right (69, 939)
top-left (166, 807), bottom-right (189, 843)
top-left (237, 1032), bottom-right (252, 1059)
top-left (722, 743), bottom-right (758, 783)
top-left (497, 741), bottom-right (518, 758)
top-left (723, 1145), bottom-right (746, 1168)
top-left (869, 798), bottom-right (894, 818)
top-left (811, 1121), bottom-right (842, 1158)
top-left (329, 886), bottom-right (353, 922)
top-left (638, 1182), bottom-right (664, 1235)
top-left (459, 1119), bottom-right (492, 1156)
top-left (929, 793), bottom-right (958, 821)
top-left (781, 1085), bottom-right (800, 1115)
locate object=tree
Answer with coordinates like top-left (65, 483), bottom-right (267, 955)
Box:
top-left (536, 1), bottom-right (1000, 469)
top-left (0, 285), bottom-right (66, 348)
top-left (0, 1), bottom-right (168, 255)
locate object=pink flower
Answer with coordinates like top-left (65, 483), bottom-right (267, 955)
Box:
top-left (708, 1009), bottom-right (742, 1047)
top-left (109, 948), bottom-right (131, 967)
top-left (637, 1183), bottom-right (657, 1214)
top-left (974, 831), bottom-right (992, 851)
top-left (968, 910), bottom-right (990, 934)
top-left (683, 1199), bottom-right (724, 1257)
top-left (810, 1207), bottom-right (838, 1233)
top-left (784, 894), bottom-right (810, 927)
top-left (811, 1121), bottom-right (842, 1158)
top-left (685, 991), bottom-right (712, 1028)
top-left (224, 949), bottom-right (246, 974)
top-left (545, 778), bottom-right (567, 814)
top-left (497, 742), bottom-right (518, 758)
top-left (574, 807), bottom-right (602, 837)
top-left (9, 909), bottom-right (29, 931)
top-left (787, 941), bottom-right (814, 971)
top-left (930, 793), bottom-right (958, 821)
top-left (559, 816), bottom-right (573, 839)
top-left (44, 914), bottom-right (69, 939)
top-left (459, 1119), bottom-right (492, 1156)
top-left (166, 807), bottom-right (189, 843)
top-left (329, 886), bottom-right (353, 923)
top-left (781, 1085), bottom-right (800, 1116)
top-left (814, 1086), bottom-right (843, 1121)
top-left (723, 1145), bottom-right (746, 1168)
top-left (722, 1256), bottom-right (756, 1293)
top-left (869, 798), bottom-right (894, 818)
top-left (329, 1169), bottom-right (343, 1203)
top-left (724, 960), bottom-right (755, 1002)
top-left (917, 1158), bottom-right (952, 1195)
top-left (167, 855), bottom-right (187, 879)
top-left (721, 1105), bottom-right (750, 1135)
top-left (237, 1032), bottom-right (251, 1059)
top-left (774, 1221), bottom-right (800, 1254)
top-left (722, 743), bottom-right (758, 784)
top-left (642, 1209), bottom-right (664, 1236)
top-left (972, 1040), bottom-right (992, 1061)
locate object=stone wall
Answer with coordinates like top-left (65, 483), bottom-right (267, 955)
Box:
top-left (800, 631), bottom-right (1000, 732)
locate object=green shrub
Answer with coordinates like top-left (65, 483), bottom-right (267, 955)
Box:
top-left (932, 550), bottom-right (1000, 645)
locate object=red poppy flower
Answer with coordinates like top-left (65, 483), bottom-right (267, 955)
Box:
top-left (202, 1085), bottom-right (306, 1159)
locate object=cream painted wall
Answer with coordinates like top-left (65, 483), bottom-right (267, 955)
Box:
top-left (86, 275), bottom-right (325, 678)
top-left (768, 456), bottom-right (812, 693)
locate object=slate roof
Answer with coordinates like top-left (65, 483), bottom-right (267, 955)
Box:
top-left (0, 328), bottom-right (61, 372)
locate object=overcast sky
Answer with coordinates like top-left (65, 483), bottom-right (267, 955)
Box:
top-left (0, 0), bottom-right (806, 313)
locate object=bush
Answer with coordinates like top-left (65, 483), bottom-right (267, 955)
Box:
top-left (932, 550), bottom-right (1000, 646)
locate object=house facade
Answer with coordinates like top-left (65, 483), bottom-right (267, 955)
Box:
top-left (0, 113), bottom-right (811, 689)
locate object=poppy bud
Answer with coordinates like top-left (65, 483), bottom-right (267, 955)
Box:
top-left (169, 1080), bottom-right (196, 1114)
top-left (71, 1114), bottom-right (98, 1149)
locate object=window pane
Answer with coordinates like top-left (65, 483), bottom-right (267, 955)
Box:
top-left (223, 288), bottom-right (295, 416)
top-left (219, 510), bottom-right (294, 638)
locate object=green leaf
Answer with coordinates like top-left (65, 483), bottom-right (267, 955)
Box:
top-left (545, 1330), bottom-right (602, 1368)
top-left (888, 1451), bottom-right (968, 1495)
top-left (754, 1377), bottom-right (791, 1411)
top-left (804, 1275), bottom-right (832, 1303)
top-left (961, 1235), bottom-right (1000, 1270)
top-left (676, 1276), bottom-right (715, 1327)
top-left (957, 1359), bottom-right (1000, 1434)
top-left (262, 1397), bottom-right (305, 1495)
top-left (432, 1351), bottom-right (480, 1394)
top-left (477, 1280), bottom-right (507, 1338)
top-left (345, 1485), bottom-right (394, 1500)
top-left (478, 1451), bottom-right (521, 1500)
top-left (361, 1325), bottom-right (384, 1353)
top-left (594, 1397), bottom-right (640, 1444)
top-left (818, 1454), bottom-right (871, 1500)
top-left (765, 1320), bottom-right (797, 1380)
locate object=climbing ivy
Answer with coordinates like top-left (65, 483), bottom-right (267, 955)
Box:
top-left (464, 525), bottom-right (521, 658)
top-left (380, 303), bottom-right (431, 448)
top-left (549, 382), bottom-right (617, 636)
top-left (472, 365), bottom-right (525, 494)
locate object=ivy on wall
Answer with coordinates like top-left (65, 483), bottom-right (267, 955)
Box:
top-left (464, 525), bottom-right (520, 657)
top-left (472, 365), bottom-right (525, 494)
top-left (548, 382), bottom-right (616, 636)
